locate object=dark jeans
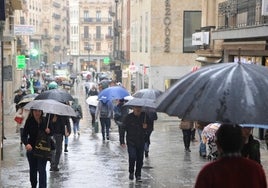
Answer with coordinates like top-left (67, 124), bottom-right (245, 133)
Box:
top-left (51, 134), bottom-right (63, 168)
top-left (90, 113), bottom-right (96, 125)
top-left (26, 150), bottom-right (48, 188)
top-left (144, 131), bottom-right (152, 152)
top-left (182, 129), bottom-right (192, 149)
top-left (127, 144), bottom-right (144, 177)
top-left (118, 125), bottom-right (125, 145)
top-left (100, 117), bottom-right (111, 139)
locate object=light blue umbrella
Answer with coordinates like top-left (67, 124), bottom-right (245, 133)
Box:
top-left (240, 124), bottom-right (268, 129)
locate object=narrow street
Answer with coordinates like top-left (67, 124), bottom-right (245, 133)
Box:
top-left (1, 81), bottom-right (268, 188)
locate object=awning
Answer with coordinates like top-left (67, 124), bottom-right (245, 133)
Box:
top-left (195, 56), bottom-right (222, 64)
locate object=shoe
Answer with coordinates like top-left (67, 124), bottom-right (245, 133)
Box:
top-left (64, 149), bottom-right (68, 152)
top-left (200, 153), bottom-right (206, 158)
top-left (78, 132), bottom-right (80, 136)
top-left (185, 148), bottom-right (191, 152)
top-left (129, 173), bottom-right (134, 180)
top-left (50, 167), bottom-right (59, 171)
top-left (145, 151), bottom-right (149, 158)
top-left (106, 136), bottom-right (109, 140)
top-left (136, 176), bottom-right (142, 182)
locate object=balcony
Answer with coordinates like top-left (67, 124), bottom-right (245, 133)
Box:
top-left (54, 24), bottom-right (61, 30)
top-left (54, 35), bottom-right (61, 40)
top-left (52, 1), bottom-right (61, 8)
top-left (53, 46), bottom-right (61, 52)
top-left (213, 0), bottom-right (268, 40)
top-left (52, 13), bottom-right (61, 19)
top-left (105, 34), bottom-right (113, 40)
top-left (80, 34), bottom-right (91, 41)
top-left (80, 17), bottom-right (112, 24)
top-left (93, 34), bottom-right (104, 41)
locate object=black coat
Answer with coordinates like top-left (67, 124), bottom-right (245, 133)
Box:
top-left (123, 112), bottom-right (149, 147)
top-left (241, 135), bottom-right (261, 164)
top-left (22, 116), bottom-right (50, 147)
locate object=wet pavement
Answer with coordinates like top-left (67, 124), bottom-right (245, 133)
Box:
top-left (2, 82), bottom-right (268, 188)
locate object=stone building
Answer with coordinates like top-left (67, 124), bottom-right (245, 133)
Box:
top-left (69, 0), bottom-right (113, 74)
top-left (117, 0), bottom-right (202, 93)
top-left (197, 0), bottom-right (268, 66)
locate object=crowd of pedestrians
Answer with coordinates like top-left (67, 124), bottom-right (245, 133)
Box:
top-left (13, 73), bottom-right (268, 188)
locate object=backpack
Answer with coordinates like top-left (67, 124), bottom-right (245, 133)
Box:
top-left (100, 101), bottom-right (109, 118)
top-left (113, 105), bottom-right (122, 121)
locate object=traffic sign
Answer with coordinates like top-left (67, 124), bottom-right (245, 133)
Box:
top-left (16, 55), bottom-right (26, 69)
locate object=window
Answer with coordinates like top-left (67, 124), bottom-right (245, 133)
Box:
top-left (96, 42), bottom-right (101, 51)
top-left (96, 10), bottom-right (101, 22)
top-left (84, 26), bottom-right (89, 38)
top-left (183, 11), bottom-right (201, 53)
top-left (96, 26), bottom-right (101, 39)
top-left (84, 10), bottom-right (89, 18)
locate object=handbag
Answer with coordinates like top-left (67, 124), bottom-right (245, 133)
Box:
top-left (14, 116), bottom-right (23, 124)
top-left (93, 121), bottom-right (99, 133)
top-left (33, 131), bottom-right (53, 160)
top-left (179, 120), bottom-right (193, 130)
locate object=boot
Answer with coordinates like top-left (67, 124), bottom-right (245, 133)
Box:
top-left (64, 144), bottom-right (68, 152)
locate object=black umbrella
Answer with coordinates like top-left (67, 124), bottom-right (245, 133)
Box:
top-left (132, 88), bottom-right (163, 100)
top-left (35, 89), bottom-right (74, 103)
top-left (156, 62), bottom-right (268, 124)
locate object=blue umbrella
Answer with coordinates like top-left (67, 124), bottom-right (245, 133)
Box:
top-left (98, 86), bottom-right (129, 102)
top-left (240, 124), bottom-right (268, 129)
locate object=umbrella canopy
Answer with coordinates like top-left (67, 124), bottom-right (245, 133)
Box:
top-left (124, 98), bottom-right (156, 109)
top-left (86, 95), bottom-right (98, 106)
top-left (98, 86), bottom-right (129, 102)
top-left (18, 93), bottom-right (39, 106)
top-left (156, 62), bottom-right (268, 124)
top-left (201, 123), bottom-right (221, 142)
top-left (24, 99), bottom-right (76, 117)
top-left (132, 88), bottom-right (163, 100)
top-left (35, 89), bottom-right (74, 103)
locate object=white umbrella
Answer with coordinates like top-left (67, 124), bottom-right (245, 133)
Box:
top-left (24, 99), bottom-right (76, 117)
top-left (86, 95), bottom-right (98, 106)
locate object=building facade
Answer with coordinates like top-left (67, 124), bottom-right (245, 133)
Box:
top-left (127, 0), bottom-right (202, 93)
top-left (70, 0), bottom-right (113, 74)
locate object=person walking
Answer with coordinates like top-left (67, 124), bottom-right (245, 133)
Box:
top-left (95, 99), bottom-right (113, 141)
top-left (195, 124), bottom-right (267, 188)
top-left (195, 121), bottom-right (209, 158)
top-left (144, 111), bottom-right (157, 157)
top-left (114, 99), bottom-right (129, 146)
top-left (22, 109), bottom-right (52, 188)
top-left (89, 105), bottom-right (97, 126)
top-left (123, 106), bottom-right (149, 182)
top-left (71, 98), bottom-right (83, 136)
top-left (88, 85), bottom-right (98, 97)
top-left (179, 119), bottom-right (194, 152)
top-left (241, 127), bottom-right (261, 164)
top-left (49, 114), bottom-right (71, 171)
top-left (15, 106), bottom-right (30, 145)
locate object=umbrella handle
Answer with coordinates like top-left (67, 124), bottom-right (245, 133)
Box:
top-left (46, 113), bottom-right (51, 129)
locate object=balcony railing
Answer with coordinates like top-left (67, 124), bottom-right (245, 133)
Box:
top-left (217, 0), bottom-right (268, 30)
top-left (80, 17), bottom-right (112, 23)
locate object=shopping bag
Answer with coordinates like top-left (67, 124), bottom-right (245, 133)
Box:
top-left (14, 116), bottom-right (23, 124)
top-left (33, 131), bottom-right (52, 160)
top-left (93, 121), bottom-right (99, 133)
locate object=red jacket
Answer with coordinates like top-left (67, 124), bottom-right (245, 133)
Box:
top-left (195, 156), bottom-right (267, 188)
